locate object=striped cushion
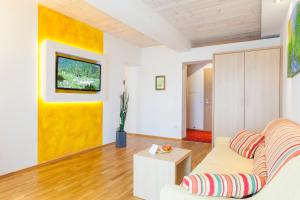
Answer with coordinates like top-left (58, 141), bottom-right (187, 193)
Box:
top-left (262, 119), bottom-right (300, 182)
top-left (230, 130), bottom-right (264, 158)
top-left (253, 141), bottom-right (267, 177)
top-left (182, 173), bottom-right (266, 198)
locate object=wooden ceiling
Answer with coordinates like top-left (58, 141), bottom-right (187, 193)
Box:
top-left (39, 0), bottom-right (263, 49)
top-left (143, 0), bottom-right (262, 47)
top-left (38, 0), bottom-right (159, 47)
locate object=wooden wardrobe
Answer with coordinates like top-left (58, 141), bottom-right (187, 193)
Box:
top-left (213, 47), bottom-right (281, 138)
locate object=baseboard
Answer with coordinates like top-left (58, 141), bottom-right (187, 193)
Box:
top-left (0, 142), bottom-right (114, 178)
top-left (187, 128), bottom-right (212, 132)
top-left (127, 133), bottom-right (182, 141)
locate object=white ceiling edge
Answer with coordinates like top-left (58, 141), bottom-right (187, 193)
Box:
top-left (87, 0), bottom-right (191, 52)
top-left (261, 0), bottom-right (290, 38)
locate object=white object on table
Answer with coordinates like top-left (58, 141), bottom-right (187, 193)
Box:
top-left (133, 147), bottom-right (192, 200)
top-left (149, 144), bottom-right (159, 155)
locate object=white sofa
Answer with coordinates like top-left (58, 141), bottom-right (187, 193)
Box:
top-left (161, 137), bottom-right (300, 200)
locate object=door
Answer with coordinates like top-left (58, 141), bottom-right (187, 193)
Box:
top-left (187, 93), bottom-right (203, 129)
top-left (204, 68), bottom-right (213, 131)
top-left (245, 49), bottom-right (280, 132)
top-left (214, 52), bottom-right (245, 137)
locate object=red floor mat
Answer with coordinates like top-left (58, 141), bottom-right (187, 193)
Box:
top-left (183, 129), bottom-right (212, 143)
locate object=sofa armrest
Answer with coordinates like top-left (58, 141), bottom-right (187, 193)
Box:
top-left (160, 185), bottom-right (230, 200)
top-left (214, 137), bottom-right (230, 147)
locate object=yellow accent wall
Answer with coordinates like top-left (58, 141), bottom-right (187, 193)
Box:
top-left (38, 5), bottom-right (104, 163)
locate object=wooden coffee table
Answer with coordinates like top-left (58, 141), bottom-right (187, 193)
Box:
top-left (133, 147), bottom-right (192, 200)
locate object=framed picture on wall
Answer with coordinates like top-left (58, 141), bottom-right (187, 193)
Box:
top-left (155, 75), bottom-right (166, 90)
top-left (288, 2), bottom-right (300, 77)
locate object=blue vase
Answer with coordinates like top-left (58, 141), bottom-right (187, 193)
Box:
top-left (116, 131), bottom-right (127, 148)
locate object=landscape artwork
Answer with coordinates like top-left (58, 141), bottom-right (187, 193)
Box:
top-left (288, 2), bottom-right (300, 77)
top-left (56, 56), bottom-right (101, 91)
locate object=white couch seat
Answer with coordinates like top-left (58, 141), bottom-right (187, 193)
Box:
top-left (192, 137), bottom-right (253, 174)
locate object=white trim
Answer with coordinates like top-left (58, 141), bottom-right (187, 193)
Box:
top-left (87, 0), bottom-right (191, 52)
top-left (41, 40), bottom-right (106, 102)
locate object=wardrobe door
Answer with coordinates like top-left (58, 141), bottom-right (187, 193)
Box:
top-left (214, 52), bottom-right (245, 138)
top-left (245, 48), bottom-right (280, 132)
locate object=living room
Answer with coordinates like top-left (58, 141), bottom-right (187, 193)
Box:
top-left (1, 0), bottom-right (300, 199)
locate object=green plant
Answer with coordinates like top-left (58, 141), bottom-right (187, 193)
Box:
top-left (117, 89), bottom-right (129, 132)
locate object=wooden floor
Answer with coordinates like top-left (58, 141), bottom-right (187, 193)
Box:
top-left (0, 134), bottom-right (211, 200)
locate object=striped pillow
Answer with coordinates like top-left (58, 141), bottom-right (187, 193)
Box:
top-left (230, 130), bottom-right (264, 158)
top-left (182, 173), bottom-right (266, 198)
top-left (253, 141), bottom-right (267, 177)
top-left (262, 119), bottom-right (300, 182)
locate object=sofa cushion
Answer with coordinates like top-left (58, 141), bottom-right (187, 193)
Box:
top-left (229, 129), bottom-right (264, 158)
top-left (262, 119), bottom-right (300, 182)
top-left (182, 173), bottom-right (266, 198)
top-left (192, 139), bottom-right (253, 174)
top-left (253, 141), bottom-right (267, 177)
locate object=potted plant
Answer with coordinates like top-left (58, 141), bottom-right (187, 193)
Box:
top-left (116, 88), bottom-right (129, 148)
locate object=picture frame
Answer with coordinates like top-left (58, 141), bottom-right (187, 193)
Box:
top-left (288, 2), bottom-right (300, 77)
top-left (155, 75), bottom-right (166, 90)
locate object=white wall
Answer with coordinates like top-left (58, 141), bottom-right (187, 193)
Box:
top-left (41, 40), bottom-right (105, 102)
top-left (138, 47), bottom-right (182, 138)
top-left (103, 33), bottom-right (141, 144)
top-left (0, 0), bottom-right (38, 175)
top-left (125, 66), bottom-right (139, 133)
top-left (261, 0), bottom-right (290, 38)
top-left (281, 0), bottom-right (300, 124)
top-left (138, 38), bottom-right (281, 139)
top-left (0, 4), bottom-right (142, 174)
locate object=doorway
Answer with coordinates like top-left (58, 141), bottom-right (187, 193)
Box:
top-left (184, 61), bottom-right (213, 143)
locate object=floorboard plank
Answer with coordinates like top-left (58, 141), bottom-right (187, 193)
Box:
top-left (0, 134), bottom-right (211, 200)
